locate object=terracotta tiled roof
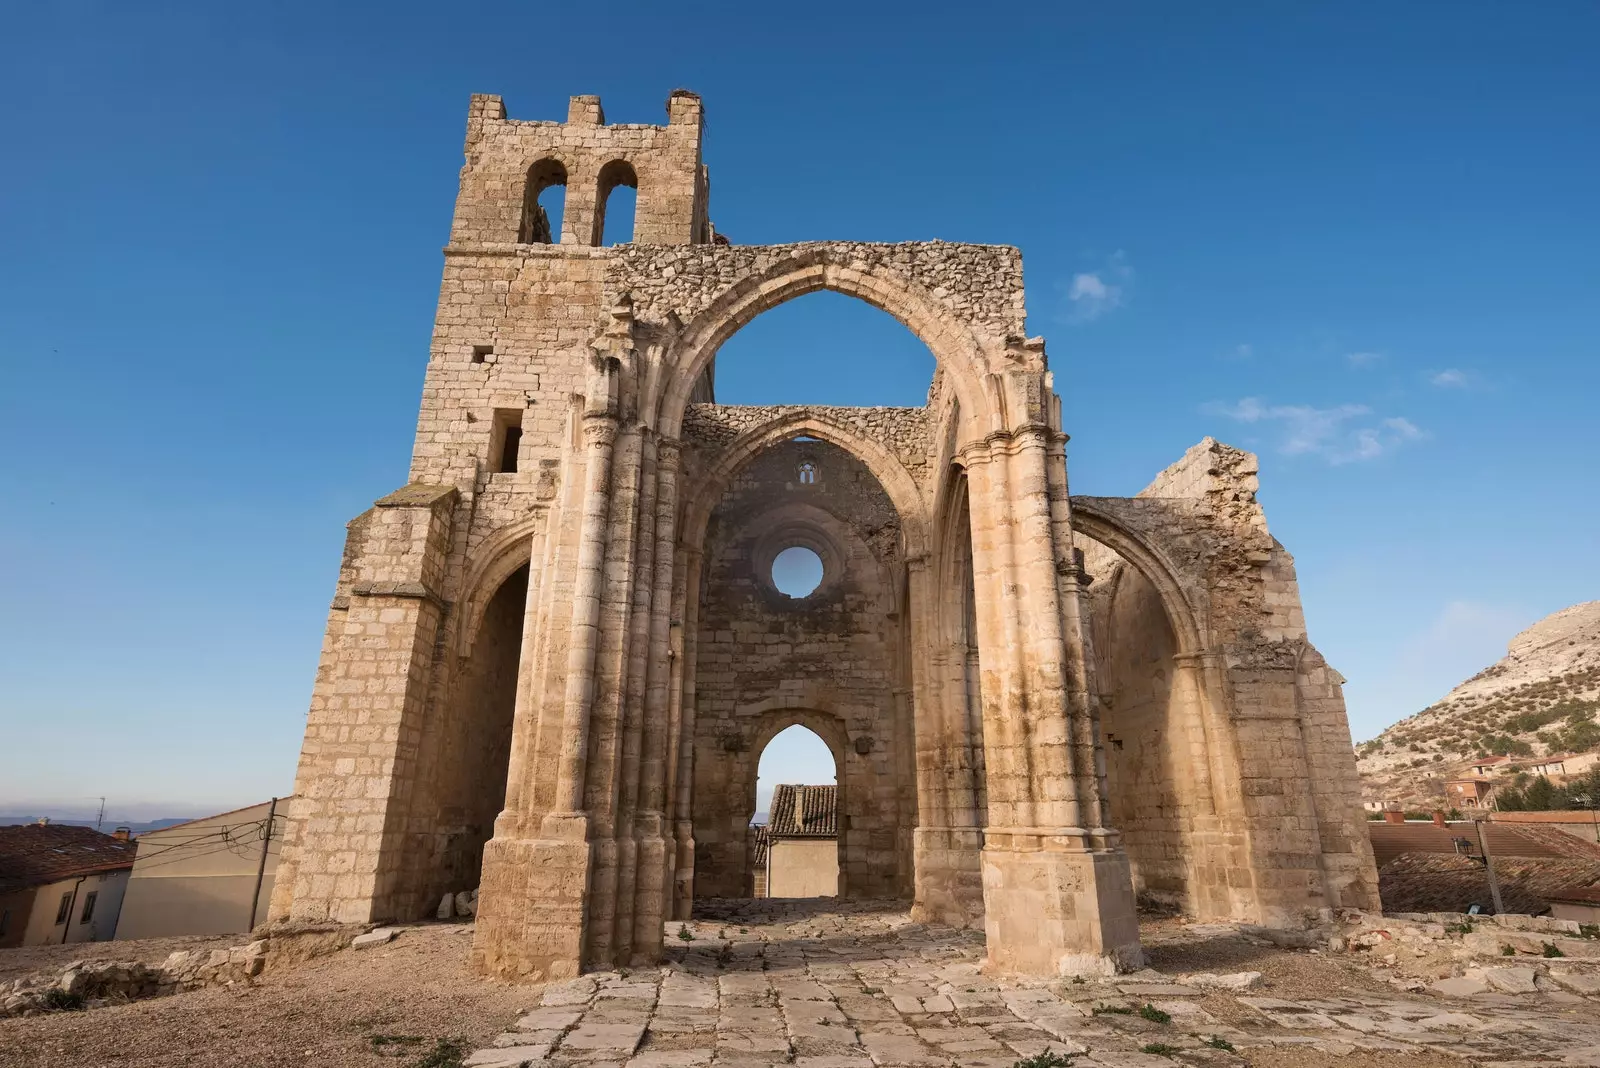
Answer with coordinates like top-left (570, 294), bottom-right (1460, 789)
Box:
top-left (1378, 852), bottom-right (1600, 915)
top-left (1546, 884), bottom-right (1600, 906)
top-left (1367, 821), bottom-right (1600, 868)
top-left (0, 823), bottom-right (137, 894)
top-left (750, 824), bottom-right (769, 866)
top-left (767, 784), bottom-right (837, 839)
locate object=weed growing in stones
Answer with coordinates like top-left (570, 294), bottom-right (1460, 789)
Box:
top-left (1139, 1003), bottom-right (1172, 1024)
top-left (1012, 1050), bottom-right (1074, 1068)
top-left (40, 989), bottom-right (85, 1012)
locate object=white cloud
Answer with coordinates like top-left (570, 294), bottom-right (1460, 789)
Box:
top-left (1063, 251), bottom-right (1133, 322)
top-left (1346, 351), bottom-right (1383, 367)
top-left (1208, 397), bottom-right (1426, 464)
top-left (1430, 368), bottom-right (1469, 388)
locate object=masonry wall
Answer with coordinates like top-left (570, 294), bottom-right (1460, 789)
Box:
top-left (768, 839), bottom-right (841, 898)
top-left (689, 439), bottom-right (913, 900)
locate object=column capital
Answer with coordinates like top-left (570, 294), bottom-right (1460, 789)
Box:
top-left (655, 436), bottom-right (683, 469)
top-left (582, 411), bottom-right (619, 448)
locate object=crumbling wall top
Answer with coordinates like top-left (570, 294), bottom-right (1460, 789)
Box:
top-left (610, 241), bottom-right (1026, 340)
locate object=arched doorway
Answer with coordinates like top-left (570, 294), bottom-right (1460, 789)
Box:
top-left (752, 724), bottom-right (839, 898)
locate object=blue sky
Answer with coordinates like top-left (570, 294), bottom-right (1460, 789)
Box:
top-left (1, 3), bottom-right (1596, 820)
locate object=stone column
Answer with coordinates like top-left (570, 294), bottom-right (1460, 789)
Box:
top-left (966, 427), bottom-right (1143, 977)
top-left (670, 546), bottom-right (703, 921)
top-left (908, 553), bottom-right (985, 927)
top-left (473, 392), bottom-right (619, 980)
top-left (632, 437), bottom-right (680, 961)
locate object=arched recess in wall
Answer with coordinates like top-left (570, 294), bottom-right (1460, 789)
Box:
top-left (685, 435), bottom-right (915, 905)
top-left (520, 158), bottom-right (567, 244)
top-left (752, 723), bottom-right (840, 899)
top-left (425, 562), bottom-right (528, 903)
top-left (1069, 509), bottom-right (1228, 917)
top-left (593, 159), bottom-right (638, 246)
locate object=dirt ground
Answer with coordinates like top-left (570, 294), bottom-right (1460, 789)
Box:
top-left (0, 911), bottom-right (1582, 1068)
top-left (0, 923), bottom-right (526, 1068)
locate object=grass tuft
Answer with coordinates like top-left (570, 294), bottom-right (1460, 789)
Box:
top-left (413, 1037), bottom-right (469, 1068)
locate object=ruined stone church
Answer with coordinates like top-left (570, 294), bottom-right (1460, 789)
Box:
top-left (269, 90), bottom-right (1379, 980)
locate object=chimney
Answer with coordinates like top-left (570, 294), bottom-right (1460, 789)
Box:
top-left (1432, 810), bottom-right (1447, 828)
top-left (112, 827), bottom-right (131, 842)
top-left (1383, 810), bottom-right (1406, 824)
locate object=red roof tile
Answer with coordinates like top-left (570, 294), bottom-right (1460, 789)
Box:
top-left (0, 823), bottom-right (137, 893)
top-left (1367, 821), bottom-right (1600, 868)
top-left (767, 784), bottom-right (837, 838)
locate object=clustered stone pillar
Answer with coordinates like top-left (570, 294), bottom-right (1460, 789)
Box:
top-left (959, 414), bottom-right (1144, 976)
top-left (473, 301), bottom-right (709, 979)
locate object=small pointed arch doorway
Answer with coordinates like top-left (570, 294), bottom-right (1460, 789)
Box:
top-left (753, 724), bottom-right (839, 898)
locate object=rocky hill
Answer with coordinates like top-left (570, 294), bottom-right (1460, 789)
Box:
top-left (1356, 601), bottom-right (1600, 807)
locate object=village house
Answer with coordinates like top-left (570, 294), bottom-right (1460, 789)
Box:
top-left (116, 798), bottom-right (288, 940)
top-left (761, 785), bottom-right (839, 898)
top-left (0, 822), bottom-right (135, 948)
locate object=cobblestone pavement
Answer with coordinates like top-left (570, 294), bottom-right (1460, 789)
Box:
top-left (458, 900), bottom-right (1600, 1068)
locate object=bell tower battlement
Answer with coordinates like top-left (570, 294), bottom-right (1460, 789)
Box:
top-left (450, 90), bottom-right (709, 248)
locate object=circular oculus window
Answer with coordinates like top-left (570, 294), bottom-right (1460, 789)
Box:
top-left (770, 545), bottom-right (824, 598)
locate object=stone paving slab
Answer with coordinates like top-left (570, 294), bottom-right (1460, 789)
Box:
top-left (458, 899), bottom-right (1600, 1068)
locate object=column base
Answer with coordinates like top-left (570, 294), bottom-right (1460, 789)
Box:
top-left (671, 821), bottom-right (695, 921)
top-left (472, 815), bottom-right (592, 981)
top-left (980, 835), bottom-right (1143, 977)
top-left (911, 826), bottom-right (985, 928)
top-left (630, 830), bottom-right (668, 965)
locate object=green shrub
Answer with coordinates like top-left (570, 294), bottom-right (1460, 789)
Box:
top-left (1204, 1035), bottom-right (1236, 1051)
top-left (1012, 1050), bottom-right (1074, 1068)
top-left (40, 988), bottom-right (85, 1012)
top-left (1140, 1043), bottom-right (1181, 1056)
top-left (1544, 942), bottom-right (1566, 958)
top-left (1138, 1003), bottom-right (1172, 1024)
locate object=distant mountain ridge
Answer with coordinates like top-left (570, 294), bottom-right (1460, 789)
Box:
top-left (0, 815), bottom-right (192, 835)
top-left (1357, 601), bottom-right (1600, 807)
